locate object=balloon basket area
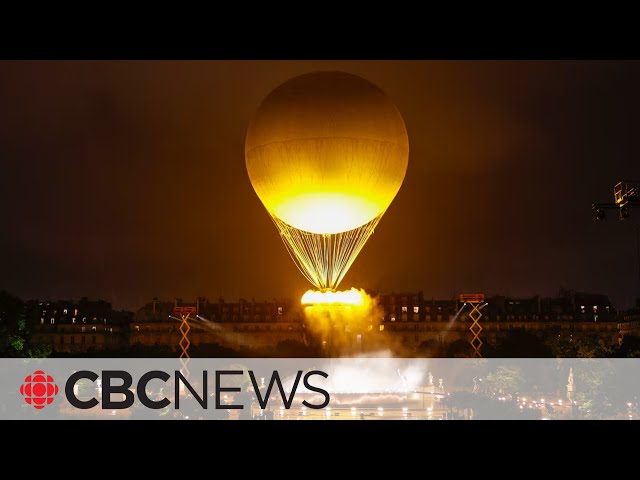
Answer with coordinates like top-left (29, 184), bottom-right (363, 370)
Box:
top-left (301, 288), bottom-right (367, 307)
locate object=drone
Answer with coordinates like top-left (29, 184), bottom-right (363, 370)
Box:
top-left (592, 181), bottom-right (640, 221)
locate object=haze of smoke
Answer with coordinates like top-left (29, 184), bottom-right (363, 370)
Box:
top-left (303, 288), bottom-right (409, 357)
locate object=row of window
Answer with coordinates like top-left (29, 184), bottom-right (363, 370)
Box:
top-left (387, 314), bottom-right (448, 322)
top-left (399, 306), bottom-right (420, 313)
top-left (40, 325), bottom-right (113, 333)
top-left (216, 306), bottom-right (284, 314)
top-left (387, 324), bottom-right (450, 331)
top-left (134, 325), bottom-right (295, 332)
top-left (385, 323), bottom-right (617, 332)
top-left (41, 317), bottom-right (107, 325)
top-left (400, 334), bottom-right (440, 343)
top-left (213, 314), bottom-right (284, 322)
top-left (385, 313), bottom-right (612, 323)
top-left (387, 305), bottom-right (611, 315)
top-left (393, 306), bottom-right (450, 313)
top-left (46, 335), bottom-right (98, 345)
top-left (385, 296), bottom-right (420, 303)
top-left (232, 325), bottom-right (294, 332)
top-left (580, 305), bottom-right (610, 314)
top-left (43, 308), bottom-right (79, 316)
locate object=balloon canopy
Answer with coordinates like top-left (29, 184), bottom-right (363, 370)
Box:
top-left (245, 72), bottom-right (409, 290)
top-left (246, 71), bottom-right (409, 235)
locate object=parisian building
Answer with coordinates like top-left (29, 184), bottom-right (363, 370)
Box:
top-left (376, 289), bottom-right (620, 352)
top-left (618, 299), bottom-right (640, 338)
top-left (29, 297), bottom-right (132, 354)
top-left (26, 290), bottom-right (635, 355)
top-left (129, 297), bottom-right (305, 351)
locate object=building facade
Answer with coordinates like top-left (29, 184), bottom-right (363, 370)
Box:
top-left (24, 290), bottom-right (633, 356)
top-left (30, 298), bottom-right (132, 354)
top-left (130, 297), bottom-right (305, 351)
top-left (375, 289), bottom-right (620, 353)
top-left (618, 299), bottom-right (640, 338)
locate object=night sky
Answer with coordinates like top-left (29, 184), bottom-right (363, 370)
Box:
top-left (1, 61), bottom-right (639, 310)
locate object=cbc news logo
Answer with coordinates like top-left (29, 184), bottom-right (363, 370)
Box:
top-left (20, 370), bottom-right (59, 410)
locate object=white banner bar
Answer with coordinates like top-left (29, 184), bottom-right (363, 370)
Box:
top-left (2, 358), bottom-right (638, 420)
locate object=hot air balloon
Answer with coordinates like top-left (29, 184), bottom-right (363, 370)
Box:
top-left (245, 71), bottom-right (409, 291)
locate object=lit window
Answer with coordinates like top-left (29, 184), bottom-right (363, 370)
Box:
top-left (72, 318), bottom-right (76, 324)
top-left (593, 306), bottom-right (598, 313)
top-left (74, 309), bottom-right (78, 316)
top-left (379, 325), bottom-right (384, 331)
top-left (391, 315), bottom-right (396, 322)
top-left (50, 318), bottom-right (55, 325)
top-left (278, 307), bottom-right (283, 315)
top-left (81, 326), bottom-right (85, 332)
top-left (92, 326), bottom-right (96, 331)
top-left (82, 317), bottom-right (86, 323)
top-left (63, 309), bottom-right (67, 315)
top-left (402, 306), bottom-right (407, 313)
top-left (40, 318), bottom-right (44, 325)
top-left (413, 306), bottom-right (419, 314)
top-left (580, 306), bottom-right (585, 313)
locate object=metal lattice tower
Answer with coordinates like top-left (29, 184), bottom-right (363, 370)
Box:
top-left (173, 306), bottom-right (196, 378)
top-left (460, 294), bottom-right (485, 358)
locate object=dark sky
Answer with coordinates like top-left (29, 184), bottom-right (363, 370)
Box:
top-left (1, 61), bottom-right (639, 310)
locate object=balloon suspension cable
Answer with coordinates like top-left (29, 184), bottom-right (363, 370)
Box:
top-left (271, 213), bottom-right (382, 291)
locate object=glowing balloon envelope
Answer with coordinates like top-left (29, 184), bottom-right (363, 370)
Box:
top-left (246, 72), bottom-right (409, 290)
